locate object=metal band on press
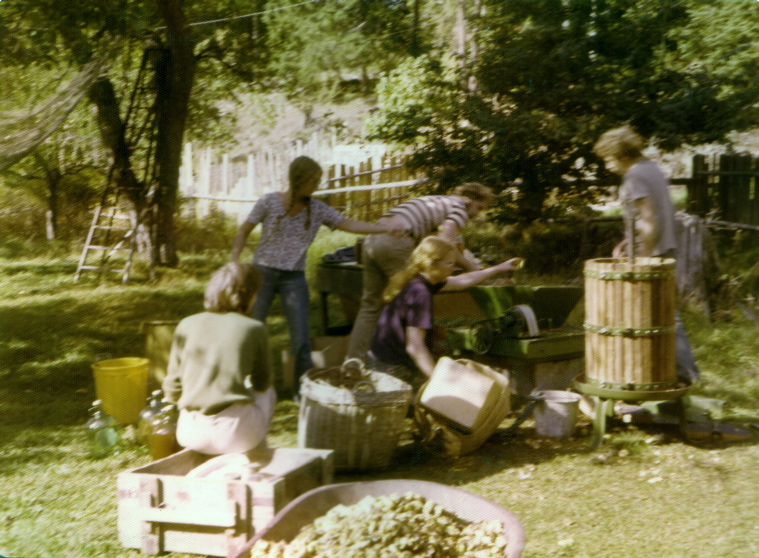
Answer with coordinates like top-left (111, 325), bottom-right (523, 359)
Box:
top-left (583, 323), bottom-right (677, 337)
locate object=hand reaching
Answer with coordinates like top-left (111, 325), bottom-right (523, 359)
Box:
top-left (493, 257), bottom-right (525, 273)
top-left (612, 239), bottom-right (628, 258)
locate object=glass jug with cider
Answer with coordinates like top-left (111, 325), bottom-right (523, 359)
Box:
top-left (148, 402), bottom-right (181, 460)
top-left (137, 390), bottom-right (164, 445)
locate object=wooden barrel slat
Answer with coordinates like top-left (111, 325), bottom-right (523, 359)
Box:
top-left (584, 258), bottom-right (676, 389)
top-left (624, 277), bottom-right (635, 383)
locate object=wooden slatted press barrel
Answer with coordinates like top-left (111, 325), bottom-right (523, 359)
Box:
top-left (584, 258), bottom-right (677, 390)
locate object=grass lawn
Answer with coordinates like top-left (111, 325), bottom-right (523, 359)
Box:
top-left (1, 239), bottom-right (758, 558)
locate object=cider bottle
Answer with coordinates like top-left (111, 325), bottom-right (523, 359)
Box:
top-left (148, 403), bottom-right (181, 460)
top-left (86, 400), bottom-right (120, 459)
top-left (137, 390), bottom-right (164, 445)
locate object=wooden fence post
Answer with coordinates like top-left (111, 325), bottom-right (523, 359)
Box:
top-left (732, 154), bottom-right (753, 225)
top-left (180, 142), bottom-right (193, 197)
top-left (689, 154), bottom-right (708, 216)
top-left (752, 154), bottom-right (759, 227)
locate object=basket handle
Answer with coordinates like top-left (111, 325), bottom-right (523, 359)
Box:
top-left (341, 358), bottom-right (366, 373)
top-left (352, 380), bottom-right (376, 394)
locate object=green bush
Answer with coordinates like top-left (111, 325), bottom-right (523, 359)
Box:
top-left (174, 205), bottom-right (240, 254)
top-left (464, 218), bottom-right (622, 277)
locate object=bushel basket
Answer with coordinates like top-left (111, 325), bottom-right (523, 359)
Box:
top-left (298, 359), bottom-right (412, 471)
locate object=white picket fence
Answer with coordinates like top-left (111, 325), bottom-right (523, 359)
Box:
top-left (179, 139), bottom-right (424, 223)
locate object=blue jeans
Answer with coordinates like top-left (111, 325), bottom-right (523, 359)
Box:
top-left (252, 265), bottom-right (313, 391)
top-left (675, 311), bottom-right (700, 384)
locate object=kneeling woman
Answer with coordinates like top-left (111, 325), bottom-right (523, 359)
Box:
top-left (163, 262), bottom-right (276, 454)
top-left (369, 237), bottom-right (523, 390)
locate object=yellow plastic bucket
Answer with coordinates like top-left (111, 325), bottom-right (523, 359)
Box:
top-left (92, 357), bottom-right (150, 425)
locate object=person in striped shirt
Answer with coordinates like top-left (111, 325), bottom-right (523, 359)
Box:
top-left (346, 182), bottom-right (495, 363)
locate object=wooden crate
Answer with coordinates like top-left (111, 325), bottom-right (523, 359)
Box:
top-left (118, 447), bottom-right (334, 557)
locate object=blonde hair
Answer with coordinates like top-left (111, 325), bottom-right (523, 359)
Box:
top-left (278, 156), bottom-right (323, 230)
top-left (593, 126), bottom-right (645, 160)
top-left (204, 262), bottom-right (262, 313)
top-left (382, 237), bottom-right (456, 303)
top-left (451, 182), bottom-right (494, 206)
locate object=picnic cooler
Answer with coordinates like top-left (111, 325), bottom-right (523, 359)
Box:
top-left (415, 359), bottom-right (511, 458)
top-left (584, 257), bottom-right (677, 390)
top-left (117, 447), bottom-right (334, 558)
top-left (92, 357), bottom-right (149, 425)
top-left (297, 359), bottom-right (413, 471)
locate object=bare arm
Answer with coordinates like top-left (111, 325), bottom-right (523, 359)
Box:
top-left (436, 220), bottom-right (482, 271)
top-left (230, 221), bottom-right (256, 262)
top-left (441, 257), bottom-right (524, 291)
top-left (337, 219), bottom-right (407, 235)
top-left (405, 326), bottom-right (436, 377)
top-left (454, 248), bottom-right (481, 272)
top-left (634, 196), bottom-right (658, 257)
top-left (436, 219), bottom-right (461, 243)
top-left (337, 219), bottom-right (389, 235)
top-left (612, 197), bottom-right (657, 258)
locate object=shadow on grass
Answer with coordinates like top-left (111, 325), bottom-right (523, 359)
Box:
top-left (329, 413), bottom-right (759, 488)
top-left (0, 289), bottom-right (203, 457)
top-left (311, 410), bottom-right (595, 487)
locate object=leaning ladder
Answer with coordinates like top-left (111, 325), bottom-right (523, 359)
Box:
top-left (74, 45), bottom-right (160, 284)
top-left (74, 205), bottom-right (138, 284)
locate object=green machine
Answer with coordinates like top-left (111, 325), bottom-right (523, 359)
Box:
top-left (443, 285), bottom-right (585, 362)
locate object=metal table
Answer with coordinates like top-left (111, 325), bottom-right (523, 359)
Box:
top-left (572, 376), bottom-right (692, 449)
top-left (314, 262), bottom-right (487, 335)
top-left (315, 262), bottom-right (363, 335)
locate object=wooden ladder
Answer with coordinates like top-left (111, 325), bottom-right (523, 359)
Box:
top-left (74, 206), bottom-right (138, 284)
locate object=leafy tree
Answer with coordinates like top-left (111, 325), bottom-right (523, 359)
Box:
top-left (263, 0), bottom-right (421, 124)
top-left (0, 0), bottom-right (271, 266)
top-left (1, 115), bottom-right (106, 241)
top-left (368, 0), bottom-right (759, 225)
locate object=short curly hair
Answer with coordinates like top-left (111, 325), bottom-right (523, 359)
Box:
top-left (593, 126), bottom-right (645, 160)
top-left (451, 182), bottom-right (495, 205)
top-left (204, 262), bottom-right (262, 314)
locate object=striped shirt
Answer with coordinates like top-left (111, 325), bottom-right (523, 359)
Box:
top-left (383, 195), bottom-right (469, 241)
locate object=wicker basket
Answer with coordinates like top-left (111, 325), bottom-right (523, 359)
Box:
top-left (297, 359), bottom-right (412, 471)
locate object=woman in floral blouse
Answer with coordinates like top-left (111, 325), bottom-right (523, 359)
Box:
top-left (231, 156), bottom-right (405, 396)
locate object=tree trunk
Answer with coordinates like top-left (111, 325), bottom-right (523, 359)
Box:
top-left (87, 76), bottom-right (146, 214)
top-left (151, 0), bottom-right (196, 268)
top-left (35, 153), bottom-right (60, 240)
top-left (516, 171), bottom-right (547, 225)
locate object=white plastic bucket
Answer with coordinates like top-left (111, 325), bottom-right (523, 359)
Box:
top-left (532, 390), bottom-right (581, 438)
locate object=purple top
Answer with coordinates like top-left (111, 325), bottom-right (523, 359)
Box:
top-left (370, 275), bottom-right (446, 368)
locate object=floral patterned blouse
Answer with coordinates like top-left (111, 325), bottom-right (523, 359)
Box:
top-left (245, 192), bottom-right (346, 270)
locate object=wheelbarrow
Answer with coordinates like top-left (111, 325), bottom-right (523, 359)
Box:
top-left (233, 479), bottom-right (526, 558)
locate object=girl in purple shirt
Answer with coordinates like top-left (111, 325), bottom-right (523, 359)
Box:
top-left (370, 236), bottom-right (523, 389)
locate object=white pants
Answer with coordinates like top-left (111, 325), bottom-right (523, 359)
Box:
top-left (176, 387), bottom-right (277, 455)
